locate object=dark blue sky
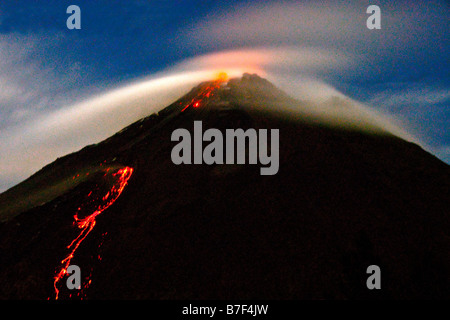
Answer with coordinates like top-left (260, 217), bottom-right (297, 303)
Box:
top-left (1, 1), bottom-right (446, 88)
top-left (1, 1), bottom-right (447, 89)
top-left (0, 0), bottom-right (249, 84)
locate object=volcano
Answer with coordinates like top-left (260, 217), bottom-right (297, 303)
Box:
top-left (0, 74), bottom-right (449, 299)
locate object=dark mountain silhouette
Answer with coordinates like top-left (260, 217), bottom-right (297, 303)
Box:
top-left (0, 73), bottom-right (449, 299)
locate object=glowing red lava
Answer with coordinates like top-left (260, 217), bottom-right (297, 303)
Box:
top-left (52, 166), bottom-right (133, 300)
top-left (181, 79), bottom-right (223, 112)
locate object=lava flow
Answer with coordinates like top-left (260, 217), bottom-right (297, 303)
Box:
top-left (52, 166), bottom-right (133, 300)
top-left (181, 74), bottom-right (227, 112)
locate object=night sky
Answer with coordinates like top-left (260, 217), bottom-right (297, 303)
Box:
top-left (0, 0), bottom-right (448, 191)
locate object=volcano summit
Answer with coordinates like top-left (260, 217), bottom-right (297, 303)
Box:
top-left (0, 74), bottom-right (449, 299)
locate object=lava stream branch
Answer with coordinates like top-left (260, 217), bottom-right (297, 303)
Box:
top-left (52, 166), bottom-right (133, 300)
top-left (181, 80), bottom-right (223, 112)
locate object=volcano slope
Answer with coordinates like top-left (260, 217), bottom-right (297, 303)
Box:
top-left (0, 74), bottom-right (449, 299)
